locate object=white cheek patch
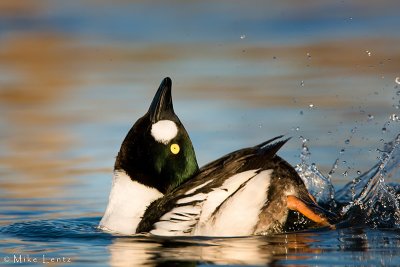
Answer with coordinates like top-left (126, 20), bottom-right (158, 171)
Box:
top-left (151, 120), bottom-right (178, 144)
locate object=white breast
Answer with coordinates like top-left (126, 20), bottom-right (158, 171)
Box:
top-left (99, 171), bottom-right (163, 235)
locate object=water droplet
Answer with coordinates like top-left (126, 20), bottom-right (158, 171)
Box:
top-left (396, 77), bottom-right (400, 85)
top-left (342, 160), bottom-right (347, 164)
top-left (300, 80), bottom-right (305, 87)
top-left (340, 148), bottom-right (345, 154)
top-left (309, 103), bottom-right (314, 109)
top-left (343, 171), bottom-right (348, 177)
top-left (382, 127), bottom-right (387, 133)
top-left (357, 170), bottom-right (361, 175)
top-left (367, 114), bottom-right (374, 121)
top-left (366, 50), bottom-right (371, 56)
top-left (240, 34), bottom-right (246, 40)
top-left (299, 136), bottom-right (311, 163)
top-left (295, 126), bottom-right (300, 131)
top-left (328, 158), bottom-right (339, 179)
top-left (390, 114), bottom-right (399, 122)
top-left (306, 52), bottom-right (311, 59)
top-left (300, 136), bottom-right (308, 143)
top-left (345, 139), bottom-right (350, 145)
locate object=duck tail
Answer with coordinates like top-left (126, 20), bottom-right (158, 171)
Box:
top-left (255, 135), bottom-right (291, 156)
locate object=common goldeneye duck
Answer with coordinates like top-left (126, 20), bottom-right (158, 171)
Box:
top-left (99, 77), bottom-right (199, 234)
top-left (99, 77), bottom-right (335, 236)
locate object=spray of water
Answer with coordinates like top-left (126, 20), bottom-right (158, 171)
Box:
top-left (295, 137), bottom-right (335, 208)
top-left (296, 133), bottom-right (400, 229)
top-left (296, 81), bottom-right (400, 229)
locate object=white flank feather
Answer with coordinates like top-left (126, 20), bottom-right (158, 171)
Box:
top-left (150, 120), bottom-right (178, 144)
top-left (184, 180), bottom-right (213, 195)
top-left (150, 169), bottom-right (265, 236)
top-left (196, 170), bottom-right (260, 224)
top-left (177, 193), bottom-right (207, 204)
top-left (195, 170), bottom-right (272, 236)
top-left (99, 171), bottom-right (163, 235)
top-left (151, 204), bottom-right (202, 236)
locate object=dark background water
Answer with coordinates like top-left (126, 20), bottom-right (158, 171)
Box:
top-left (0, 1), bottom-right (400, 266)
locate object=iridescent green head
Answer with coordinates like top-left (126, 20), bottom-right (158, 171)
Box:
top-left (115, 77), bottom-right (199, 193)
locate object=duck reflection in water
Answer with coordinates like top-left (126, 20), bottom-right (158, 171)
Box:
top-left (107, 233), bottom-right (322, 266)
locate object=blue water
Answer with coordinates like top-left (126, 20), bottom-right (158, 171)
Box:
top-left (2, 132), bottom-right (400, 266)
top-left (1, 1), bottom-right (400, 266)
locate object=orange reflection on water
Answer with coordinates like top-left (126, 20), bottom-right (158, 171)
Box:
top-left (1, 32), bottom-right (399, 199)
top-left (0, 1), bottom-right (399, 201)
top-left (0, 33), bottom-right (84, 199)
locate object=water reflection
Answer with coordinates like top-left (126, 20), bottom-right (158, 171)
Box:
top-left (0, 1), bottom-right (400, 266)
top-left (1, 0), bottom-right (399, 200)
top-left (0, 33), bottom-right (83, 199)
top-left (337, 228), bottom-right (400, 265)
top-left (1, 32), bottom-right (398, 197)
top-left (103, 216), bottom-right (400, 266)
top-left (107, 233), bottom-right (323, 266)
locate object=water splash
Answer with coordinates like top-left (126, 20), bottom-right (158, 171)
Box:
top-left (296, 131), bottom-right (400, 229)
top-left (295, 137), bottom-right (335, 207)
top-left (328, 158), bottom-right (340, 180)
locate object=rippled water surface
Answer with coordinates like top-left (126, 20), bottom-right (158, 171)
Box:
top-left (1, 1), bottom-right (400, 266)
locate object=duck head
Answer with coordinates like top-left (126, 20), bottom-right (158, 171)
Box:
top-left (114, 77), bottom-right (199, 194)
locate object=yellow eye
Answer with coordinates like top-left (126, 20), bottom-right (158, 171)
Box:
top-left (170, 143), bottom-right (180, 154)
